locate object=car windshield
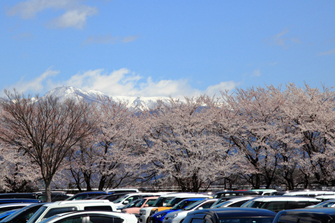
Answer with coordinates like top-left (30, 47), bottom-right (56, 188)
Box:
top-left (26, 206), bottom-right (47, 223)
top-left (314, 200), bottom-right (335, 207)
top-left (0, 204), bottom-right (43, 223)
top-left (113, 195), bottom-right (128, 203)
top-left (212, 200), bottom-right (233, 208)
top-left (153, 197), bottom-right (174, 207)
top-left (185, 200), bottom-right (205, 210)
top-left (171, 200), bottom-right (200, 210)
top-left (135, 199), bottom-right (146, 207)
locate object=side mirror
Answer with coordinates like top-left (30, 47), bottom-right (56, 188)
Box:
top-left (144, 204), bottom-right (149, 207)
top-left (123, 201), bottom-right (129, 205)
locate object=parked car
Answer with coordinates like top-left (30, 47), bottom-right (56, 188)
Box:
top-left (182, 208), bottom-right (276, 223)
top-left (211, 196), bottom-right (256, 208)
top-left (213, 190), bottom-right (258, 198)
top-left (306, 199), bottom-right (335, 208)
top-left (0, 194), bottom-right (36, 200)
top-left (113, 193), bottom-right (166, 210)
top-left (0, 203), bottom-right (37, 214)
top-left (315, 195), bottom-right (335, 202)
top-left (0, 199), bottom-right (41, 205)
top-left (98, 193), bottom-right (129, 202)
top-left (38, 211), bottom-right (138, 223)
top-left (163, 199), bottom-right (217, 223)
top-left (0, 203), bottom-right (45, 223)
top-left (66, 191), bottom-right (110, 201)
top-left (250, 189), bottom-right (277, 196)
top-left (241, 196), bottom-right (320, 212)
top-left (273, 208), bottom-right (335, 223)
top-left (139, 193), bottom-right (180, 223)
top-left (0, 210), bottom-right (19, 221)
top-left (282, 190), bottom-right (335, 197)
top-left (34, 192), bottom-right (71, 202)
top-left (122, 197), bottom-right (159, 216)
top-left (149, 193), bottom-right (212, 217)
top-left (106, 188), bottom-right (140, 194)
top-left (27, 200), bottom-right (116, 223)
top-left (119, 199), bottom-right (143, 211)
top-left (150, 198), bottom-right (207, 223)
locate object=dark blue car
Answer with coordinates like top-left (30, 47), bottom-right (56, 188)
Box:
top-left (150, 198), bottom-right (206, 223)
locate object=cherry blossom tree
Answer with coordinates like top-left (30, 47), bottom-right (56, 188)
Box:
top-left (88, 97), bottom-right (145, 190)
top-left (142, 96), bottom-right (236, 192)
top-left (282, 84), bottom-right (335, 187)
top-left (0, 144), bottom-right (41, 192)
top-left (216, 86), bottom-right (286, 188)
top-left (0, 90), bottom-right (95, 201)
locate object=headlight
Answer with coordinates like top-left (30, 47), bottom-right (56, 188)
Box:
top-left (156, 214), bottom-right (166, 219)
top-left (140, 210), bottom-right (146, 215)
top-left (171, 213), bottom-right (178, 219)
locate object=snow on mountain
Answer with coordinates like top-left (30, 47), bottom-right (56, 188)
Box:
top-left (42, 86), bottom-right (170, 109)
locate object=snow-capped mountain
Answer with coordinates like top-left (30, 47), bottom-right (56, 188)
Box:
top-left (43, 86), bottom-right (170, 109)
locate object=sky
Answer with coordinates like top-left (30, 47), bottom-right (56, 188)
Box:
top-left (1, 0), bottom-right (335, 98)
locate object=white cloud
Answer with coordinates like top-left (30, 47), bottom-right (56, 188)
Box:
top-left (205, 81), bottom-right (239, 97)
top-left (252, 70), bottom-right (261, 77)
top-left (49, 6), bottom-right (98, 29)
top-left (318, 48), bottom-right (335, 56)
top-left (3, 68), bottom-right (59, 96)
top-left (263, 28), bottom-right (302, 48)
top-left (82, 34), bottom-right (139, 45)
top-left (83, 34), bottom-right (120, 45)
top-left (3, 68), bottom-right (239, 98)
top-left (7, 0), bottom-right (97, 29)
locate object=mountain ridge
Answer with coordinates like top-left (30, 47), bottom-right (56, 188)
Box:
top-left (43, 86), bottom-right (171, 109)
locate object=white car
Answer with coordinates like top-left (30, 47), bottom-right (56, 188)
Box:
top-left (211, 196), bottom-right (256, 208)
top-left (38, 211), bottom-right (137, 223)
top-left (113, 193), bottom-right (167, 210)
top-left (282, 190), bottom-right (335, 197)
top-left (163, 199), bottom-right (217, 223)
top-left (27, 200), bottom-right (116, 223)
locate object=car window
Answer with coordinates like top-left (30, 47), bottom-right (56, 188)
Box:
top-left (262, 201), bottom-right (287, 212)
top-left (84, 206), bottom-right (113, 211)
top-left (200, 201), bottom-right (215, 209)
top-left (229, 200), bottom-right (248, 207)
top-left (277, 214), bottom-right (324, 223)
top-left (55, 215), bottom-right (84, 223)
top-left (44, 207), bottom-right (77, 219)
top-left (146, 199), bottom-right (157, 207)
top-left (89, 216), bottom-right (124, 223)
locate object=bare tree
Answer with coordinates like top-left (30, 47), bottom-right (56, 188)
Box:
top-left (0, 90), bottom-right (95, 201)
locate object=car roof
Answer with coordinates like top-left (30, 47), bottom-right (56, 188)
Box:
top-left (249, 196), bottom-right (319, 202)
top-left (39, 210), bottom-right (137, 223)
top-left (41, 199), bottom-right (113, 207)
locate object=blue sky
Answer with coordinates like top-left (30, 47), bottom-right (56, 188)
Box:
top-left (1, 0), bottom-right (335, 98)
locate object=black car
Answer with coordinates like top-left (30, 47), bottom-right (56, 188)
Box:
top-left (183, 208), bottom-right (276, 223)
top-left (273, 208), bottom-right (335, 223)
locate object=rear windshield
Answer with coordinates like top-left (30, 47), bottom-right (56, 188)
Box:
top-left (84, 206), bottom-right (112, 211)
